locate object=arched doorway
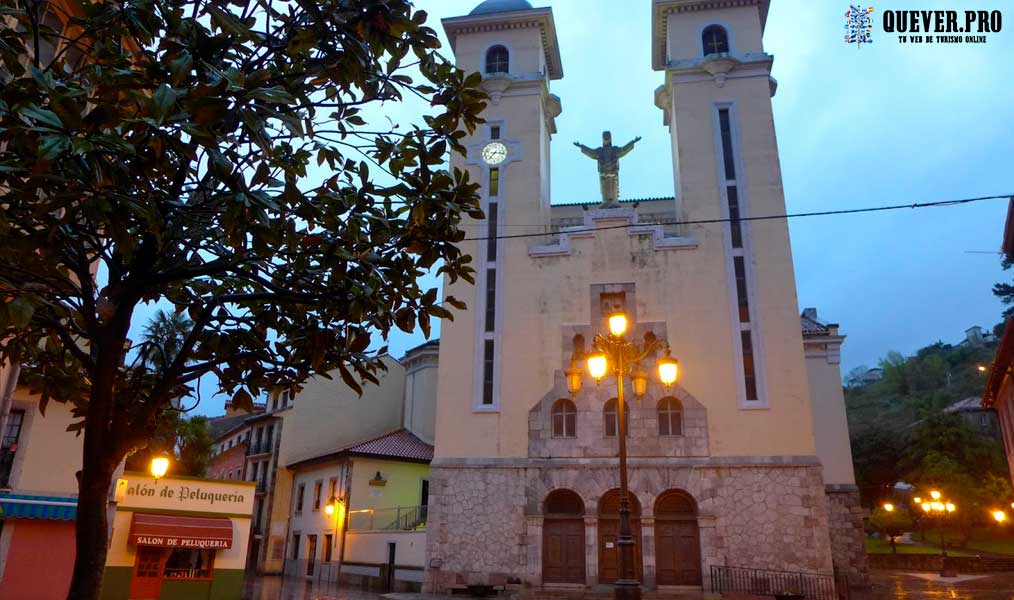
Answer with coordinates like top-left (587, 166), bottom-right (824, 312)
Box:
top-left (543, 490), bottom-right (586, 584)
top-left (597, 489), bottom-right (643, 584)
top-left (654, 490), bottom-right (702, 586)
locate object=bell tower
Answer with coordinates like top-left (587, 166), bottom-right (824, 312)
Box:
top-left (436, 1), bottom-right (562, 454)
top-left (652, 0), bottom-right (795, 410)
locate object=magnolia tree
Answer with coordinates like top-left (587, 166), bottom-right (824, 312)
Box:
top-left (0, 0), bottom-right (486, 597)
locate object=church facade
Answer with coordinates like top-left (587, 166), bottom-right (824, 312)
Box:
top-left (425, 0), bottom-right (865, 593)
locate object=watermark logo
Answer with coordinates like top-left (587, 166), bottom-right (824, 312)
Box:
top-left (845, 5), bottom-right (875, 47)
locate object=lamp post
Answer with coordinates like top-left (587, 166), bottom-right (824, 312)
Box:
top-left (326, 495), bottom-right (345, 583)
top-left (920, 491), bottom-right (957, 577)
top-left (569, 311), bottom-right (679, 600)
top-left (150, 452), bottom-right (171, 481)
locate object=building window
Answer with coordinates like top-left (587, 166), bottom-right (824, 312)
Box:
top-left (482, 339), bottom-right (495, 405)
top-left (484, 269), bottom-right (497, 332)
top-left (733, 257), bottom-right (750, 323)
top-left (727, 186), bottom-right (742, 248)
top-left (487, 202), bottom-right (499, 261)
top-left (603, 398), bottom-right (629, 438)
top-left (702, 25), bottom-right (729, 56)
top-left (324, 534), bottom-right (334, 562)
top-left (296, 484), bottom-right (305, 512)
top-left (491, 125), bottom-right (501, 140)
top-left (266, 424), bottom-right (274, 452)
top-left (741, 331), bottom-right (758, 401)
top-left (163, 549), bottom-right (214, 580)
top-left (658, 397), bottom-right (683, 436)
top-left (718, 109), bottom-right (736, 180)
top-left (551, 399), bottom-right (577, 438)
top-left (2, 410), bottom-right (24, 447)
top-left (328, 477), bottom-right (338, 502)
top-left (291, 533), bottom-right (301, 560)
top-left (313, 480), bottom-right (323, 510)
top-left (489, 167), bottom-right (500, 197)
top-left (485, 45), bottom-right (509, 74)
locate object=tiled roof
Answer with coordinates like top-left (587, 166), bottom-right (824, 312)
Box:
top-left (944, 397), bottom-right (988, 413)
top-left (800, 315), bottom-right (829, 335)
top-left (288, 429), bottom-right (433, 470)
top-left (345, 429), bottom-right (434, 462)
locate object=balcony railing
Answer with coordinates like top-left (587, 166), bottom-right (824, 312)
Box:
top-left (246, 442), bottom-right (272, 456)
top-left (347, 505), bottom-right (428, 532)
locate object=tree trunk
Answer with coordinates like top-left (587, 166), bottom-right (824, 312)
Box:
top-left (66, 443), bottom-right (119, 600)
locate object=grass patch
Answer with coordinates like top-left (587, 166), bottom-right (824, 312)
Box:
top-left (865, 537), bottom-right (974, 556)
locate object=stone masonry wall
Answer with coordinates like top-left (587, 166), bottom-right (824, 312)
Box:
top-left (825, 486), bottom-right (868, 582)
top-left (424, 459), bottom-right (835, 592)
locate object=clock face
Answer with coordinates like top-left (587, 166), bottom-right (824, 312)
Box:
top-left (481, 141), bottom-right (508, 166)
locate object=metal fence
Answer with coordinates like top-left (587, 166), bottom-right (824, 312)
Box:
top-left (710, 565), bottom-right (837, 600)
top-left (348, 505), bottom-right (428, 532)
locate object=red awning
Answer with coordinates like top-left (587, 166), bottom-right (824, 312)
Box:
top-left (129, 513), bottom-right (233, 549)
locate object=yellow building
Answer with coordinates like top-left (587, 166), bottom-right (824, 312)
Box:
top-left (424, 0), bottom-right (863, 594)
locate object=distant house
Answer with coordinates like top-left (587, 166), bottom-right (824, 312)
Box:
top-left (961, 325), bottom-right (997, 347)
top-left (860, 367), bottom-right (884, 384)
top-left (942, 397), bottom-right (1001, 440)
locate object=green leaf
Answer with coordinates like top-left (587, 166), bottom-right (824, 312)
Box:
top-left (7, 297), bottom-right (35, 328)
top-left (23, 104), bottom-right (62, 129)
top-left (151, 84), bottom-right (178, 120)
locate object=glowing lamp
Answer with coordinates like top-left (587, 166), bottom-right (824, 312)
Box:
top-left (587, 353), bottom-right (608, 381)
top-left (921, 502), bottom-right (931, 513)
top-left (914, 497), bottom-right (922, 504)
top-left (931, 502), bottom-right (944, 512)
top-left (994, 510), bottom-right (1007, 523)
top-left (883, 503), bottom-right (895, 512)
top-left (946, 503), bottom-right (956, 513)
top-left (978, 365), bottom-right (988, 373)
top-left (930, 490), bottom-right (941, 500)
top-left (325, 503), bottom-right (335, 516)
top-left (150, 454), bottom-right (170, 480)
top-left (657, 350), bottom-right (679, 388)
top-left (607, 312), bottom-right (629, 337)
top-left (565, 358), bottom-right (583, 396)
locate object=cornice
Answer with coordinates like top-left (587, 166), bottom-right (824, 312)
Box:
top-left (651, 0), bottom-right (770, 71)
top-left (442, 8), bottom-right (563, 80)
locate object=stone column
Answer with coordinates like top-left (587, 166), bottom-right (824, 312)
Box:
top-left (585, 516), bottom-right (598, 586)
top-left (697, 514), bottom-right (718, 592)
top-left (640, 516), bottom-right (656, 589)
top-left (526, 515), bottom-right (543, 586)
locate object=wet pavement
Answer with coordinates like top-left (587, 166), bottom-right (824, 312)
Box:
top-left (242, 571), bottom-right (1014, 600)
top-left (870, 569), bottom-right (1014, 599)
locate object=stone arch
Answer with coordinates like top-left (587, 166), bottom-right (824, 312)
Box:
top-left (597, 489), bottom-right (643, 583)
top-left (654, 489), bottom-right (702, 586)
top-left (542, 489), bottom-right (586, 584)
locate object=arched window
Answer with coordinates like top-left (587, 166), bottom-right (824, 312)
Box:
top-left (702, 25), bottom-right (729, 56)
top-left (551, 399), bottom-right (577, 438)
top-left (657, 397), bottom-right (683, 436)
top-left (603, 398), bottom-right (629, 438)
top-left (485, 45), bottom-right (510, 74)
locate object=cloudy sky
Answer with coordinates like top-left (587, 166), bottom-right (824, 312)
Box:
top-left (135, 1), bottom-right (1012, 413)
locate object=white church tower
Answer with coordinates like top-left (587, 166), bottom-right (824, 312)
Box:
top-left (426, 0), bottom-right (865, 594)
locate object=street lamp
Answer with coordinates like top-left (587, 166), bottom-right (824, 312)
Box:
top-left (993, 510), bottom-right (1007, 524)
top-left (150, 452), bottom-right (171, 481)
top-left (571, 310), bottom-right (679, 600)
top-left (920, 491), bottom-right (957, 577)
top-left (883, 503), bottom-right (895, 512)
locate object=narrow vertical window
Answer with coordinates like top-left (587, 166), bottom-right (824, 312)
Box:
top-left (487, 203), bottom-right (498, 261)
top-left (718, 109), bottom-right (736, 180)
top-left (741, 331), bottom-right (758, 401)
top-left (658, 397), bottom-right (683, 436)
top-left (489, 167), bottom-right (500, 197)
top-left (727, 186), bottom-right (742, 248)
top-left (490, 126), bottom-right (501, 140)
top-left (484, 269), bottom-right (496, 332)
top-left (733, 257), bottom-right (750, 323)
top-left (482, 340), bottom-right (495, 405)
top-left (603, 399), bottom-right (629, 438)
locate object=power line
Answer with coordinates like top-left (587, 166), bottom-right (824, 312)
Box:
top-left (461, 194), bottom-right (1012, 242)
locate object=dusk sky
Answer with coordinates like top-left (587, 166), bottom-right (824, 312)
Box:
top-left (133, 1), bottom-right (1013, 413)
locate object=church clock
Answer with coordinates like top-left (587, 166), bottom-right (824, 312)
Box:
top-left (480, 141), bottom-right (508, 166)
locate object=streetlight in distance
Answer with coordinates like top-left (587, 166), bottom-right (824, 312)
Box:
top-left (993, 510), bottom-right (1008, 524)
top-left (570, 310), bottom-right (679, 600)
top-left (883, 503), bottom-right (895, 512)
